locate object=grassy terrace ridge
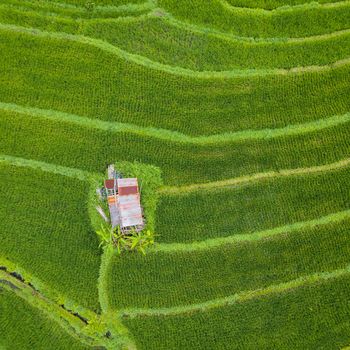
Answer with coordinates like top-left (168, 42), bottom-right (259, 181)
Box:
top-left (2, 102), bottom-right (350, 145)
top-left (108, 217), bottom-right (350, 309)
top-left (83, 15), bottom-right (350, 71)
top-left (1, 28), bottom-right (350, 137)
top-left (2, 7), bottom-right (350, 70)
top-left (0, 269), bottom-right (137, 350)
top-left (0, 153), bottom-right (93, 180)
top-left (2, 109), bottom-right (350, 185)
top-left (158, 0), bottom-right (350, 38)
top-left (155, 210), bottom-right (350, 252)
top-left (2, 0), bottom-right (151, 8)
top-left (1, 0), bottom-right (349, 348)
top-left (166, 13), bottom-right (350, 43)
top-left (120, 264), bottom-right (350, 317)
top-left (161, 158), bottom-right (350, 194)
top-left (225, 0), bottom-right (343, 10)
top-left (156, 166), bottom-right (350, 243)
top-left (123, 273), bottom-right (350, 349)
top-left (0, 163), bottom-right (101, 311)
top-left (0, 289), bottom-right (92, 350)
top-left (0, 156), bottom-right (142, 349)
top-left (2, 3), bottom-right (350, 42)
top-left (51, 0), bottom-right (149, 5)
top-left (0, 0), bottom-right (155, 20)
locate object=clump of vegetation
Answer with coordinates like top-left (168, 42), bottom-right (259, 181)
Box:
top-left (84, 2), bottom-right (95, 12)
top-left (96, 225), bottom-right (155, 255)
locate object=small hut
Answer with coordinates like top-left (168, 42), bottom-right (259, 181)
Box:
top-left (104, 175), bottom-right (144, 232)
top-left (117, 178), bottom-right (143, 232)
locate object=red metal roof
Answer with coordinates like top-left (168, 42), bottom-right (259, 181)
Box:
top-left (119, 186), bottom-right (138, 196)
top-left (117, 178), bottom-right (139, 196)
top-left (117, 178), bottom-right (143, 228)
top-left (104, 179), bottom-right (116, 190)
top-left (118, 194), bottom-right (143, 228)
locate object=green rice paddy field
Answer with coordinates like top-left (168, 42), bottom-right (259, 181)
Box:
top-left (0, 0), bottom-right (350, 349)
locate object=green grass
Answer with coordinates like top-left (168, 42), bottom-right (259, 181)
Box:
top-left (2, 6), bottom-right (350, 71)
top-left (226, 0), bottom-right (342, 10)
top-left (156, 167), bottom-right (350, 242)
top-left (31, 0), bottom-right (149, 6)
top-left (0, 0), bottom-right (349, 348)
top-left (0, 28), bottom-right (349, 136)
top-left (0, 290), bottom-right (91, 350)
top-left (0, 163), bottom-right (101, 311)
top-left (123, 273), bottom-right (350, 349)
top-left (107, 218), bottom-right (350, 309)
top-left (2, 109), bottom-right (350, 185)
top-left (158, 0), bottom-right (350, 38)
top-left (83, 15), bottom-right (350, 70)
top-left (0, 0), bottom-right (154, 21)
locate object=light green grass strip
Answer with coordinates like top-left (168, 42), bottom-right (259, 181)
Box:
top-left (165, 14), bottom-right (350, 43)
top-left (0, 3), bottom-right (154, 23)
top-left (0, 154), bottom-right (95, 180)
top-left (5, 2), bottom-right (350, 43)
top-left (98, 246), bottom-right (115, 314)
top-left (0, 269), bottom-right (106, 348)
top-left (1, 102), bottom-right (350, 144)
top-left (154, 209), bottom-right (350, 252)
top-left (0, 23), bottom-right (349, 78)
top-left (219, 0), bottom-right (350, 13)
top-left (161, 157), bottom-right (350, 194)
top-left (3, 0), bottom-right (156, 13)
top-left (221, 0), bottom-right (345, 11)
top-left (0, 176), bottom-right (137, 349)
top-left (0, 269), bottom-right (136, 350)
top-left (120, 264), bottom-right (350, 318)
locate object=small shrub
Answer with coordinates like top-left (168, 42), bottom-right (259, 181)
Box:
top-left (96, 225), bottom-right (155, 255)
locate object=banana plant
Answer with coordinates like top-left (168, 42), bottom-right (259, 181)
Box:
top-left (96, 224), bottom-right (113, 248)
top-left (97, 224), bottom-right (156, 255)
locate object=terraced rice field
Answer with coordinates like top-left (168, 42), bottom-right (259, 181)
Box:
top-left (0, 0), bottom-right (350, 349)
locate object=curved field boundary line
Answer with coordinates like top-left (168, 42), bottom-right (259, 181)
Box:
top-left (3, 0), bottom-right (156, 13)
top-left (0, 269), bottom-right (136, 350)
top-left (154, 209), bottom-right (350, 252)
top-left (1, 23), bottom-right (349, 78)
top-left (1, 102), bottom-right (350, 145)
top-left (5, 2), bottom-right (350, 45)
top-left (161, 158), bottom-right (350, 194)
top-left (165, 14), bottom-right (350, 43)
top-left (0, 154), bottom-right (95, 180)
top-left (0, 269), bottom-right (106, 348)
top-left (0, 1), bottom-right (156, 23)
top-left (219, 0), bottom-right (350, 13)
top-left (222, 0), bottom-right (344, 11)
top-left (120, 264), bottom-right (350, 318)
top-left (0, 256), bottom-right (98, 320)
top-left (1, 226), bottom-right (136, 348)
top-left (5, 2), bottom-right (350, 44)
top-left (85, 11), bottom-right (154, 23)
top-left (98, 246), bottom-right (115, 314)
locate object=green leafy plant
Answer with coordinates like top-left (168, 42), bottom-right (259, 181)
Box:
top-left (84, 2), bottom-right (95, 12)
top-left (96, 224), bottom-right (155, 255)
top-left (113, 227), bottom-right (156, 255)
top-left (95, 224), bottom-right (113, 248)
